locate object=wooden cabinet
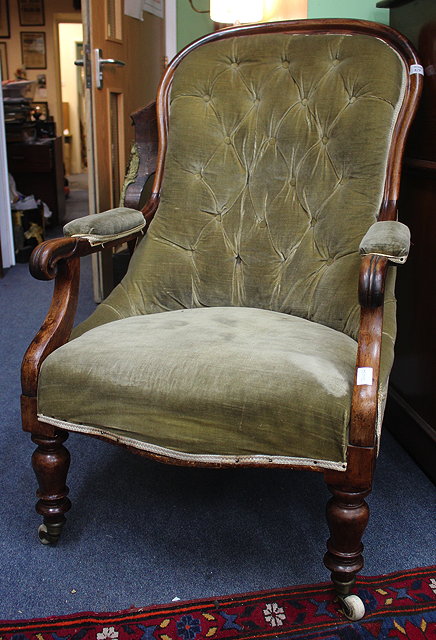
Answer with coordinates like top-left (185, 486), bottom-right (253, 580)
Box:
top-left (7, 137), bottom-right (66, 225)
top-left (385, 1), bottom-right (436, 483)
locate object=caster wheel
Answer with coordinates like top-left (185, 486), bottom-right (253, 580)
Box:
top-left (38, 523), bottom-right (58, 546)
top-left (340, 594), bottom-right (365, 621)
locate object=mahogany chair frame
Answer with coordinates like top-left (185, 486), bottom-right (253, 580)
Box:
top-left (21, 19), bottom-right (422, 615)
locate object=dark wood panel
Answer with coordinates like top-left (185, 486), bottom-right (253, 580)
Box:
top-left (391, 165), bottom-right (436, 427)
top-left (7, 137), bottom-right (66, 225)
top-left (387, 0), bottom-right (436, 479)
top-left (7, 143), bottom-right (54, 173)
top-left (385, 388), bottom-right (436, 484)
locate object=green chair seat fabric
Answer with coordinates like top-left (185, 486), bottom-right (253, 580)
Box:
top-left (38, 307), bottom-right (357, 468)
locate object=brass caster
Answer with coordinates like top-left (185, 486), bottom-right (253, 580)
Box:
top-left (339, 594), bottom-right (365, 621)
top-left (37, 523), bottom-right (63, 545)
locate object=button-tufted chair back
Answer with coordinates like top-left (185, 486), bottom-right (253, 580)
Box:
top-left (97, 30), bottom-right (404, 343)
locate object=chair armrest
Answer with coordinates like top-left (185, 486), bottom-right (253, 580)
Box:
top-left (22, 253), bottom-right (80, 411)
top-left (22, 216), bottom-right (146, 420)
top-left (359, 221), bottom-right (410, 264)
top-left (63, 207), bottom-right (146, 246)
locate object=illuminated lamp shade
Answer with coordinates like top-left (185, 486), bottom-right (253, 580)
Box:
top-left (210, 0), bottom-right (264, 24)
top-left (262, 1), bottom-right (308, 21)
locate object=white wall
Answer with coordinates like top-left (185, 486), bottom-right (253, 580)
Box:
top-left (0, 82), bottom-right (15, 269)
top-left (58, 22), bottom-right (84, 175)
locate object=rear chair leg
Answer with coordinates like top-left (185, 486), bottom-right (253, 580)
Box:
top-left (324, 485), bottom-right (370, 620)
top-left (31, 432), bottom-right (71, 545)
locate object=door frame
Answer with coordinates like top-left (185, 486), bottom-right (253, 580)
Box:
top-left (0, 83), bottom-right (14, 270)
top-left (165, 0), bottom-right (177, 64)
top-left (53, 13), bottom-right (84, 146)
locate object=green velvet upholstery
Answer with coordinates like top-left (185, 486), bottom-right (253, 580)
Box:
top-left (70, 33), bottom-right (405, 341)
top-left (359, 221), bottom-right (410, 263)
top-left (38, 31), bottom-right (408, 466)
top-left (63, 207), bottom-right (145, 246)
top-left (39, 307), bottom-right (355, 467)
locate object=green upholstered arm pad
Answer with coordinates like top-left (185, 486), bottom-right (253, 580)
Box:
top-left (359, 221), bottom-right (410, 264)
top-left (63, 208), bottom-right (146, 246)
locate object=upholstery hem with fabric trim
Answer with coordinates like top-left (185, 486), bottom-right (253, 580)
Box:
top-left (69, 222), bottom-right (146, 246)
top-left (37, 413), bottom-right (348, 471)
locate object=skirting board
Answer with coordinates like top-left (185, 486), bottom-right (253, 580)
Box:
top-left (384, 387), bottom-right (436, 484)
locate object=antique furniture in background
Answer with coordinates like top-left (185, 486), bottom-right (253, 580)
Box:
top-left (383, 0), bottom-right (436, 483)
top-left (7, 136), bottom-right (65, 225)
top-left (21, 20), bottom-right (421, 620)
top-left (3, 80), bottom-right (65, 227)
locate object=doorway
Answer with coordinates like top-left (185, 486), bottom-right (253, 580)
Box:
top-left (57, 20), bottom-right (89, 225)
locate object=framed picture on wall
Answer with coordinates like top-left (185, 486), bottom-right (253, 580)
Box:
top-left (18, 0), bottom-right (45, 27)
top-left (0, 41), bottom-right (8, 78)
top-left (0, 0), bottom-right (10, 37)
top-left (20, 31), bottom-right (46, 68)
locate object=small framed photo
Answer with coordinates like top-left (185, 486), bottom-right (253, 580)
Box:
top-left (0, 41), bottom-right (8, 78)
top-left (18, 0), bottom-right (45, 27)
top-left (0, 0), bottom-right (10, 37)
top-left (21, 31), bottom-right (46, 68)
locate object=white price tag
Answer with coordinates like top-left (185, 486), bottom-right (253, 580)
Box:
top-left (357, 367), bottom-right (373, 386)
top-left (410, 64), bottom-right (424, 76)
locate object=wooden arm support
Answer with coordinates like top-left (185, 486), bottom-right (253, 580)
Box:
top-left (358, 254), bottom-right (388, 309)
top-left (21, 228), bottom-right (147, 434)
top-left (30, 227), bottom-right (149, 283)
top-left (326, 255), bottom-right (389, 488)
top-left (351, 253), bottom-right (389, 444)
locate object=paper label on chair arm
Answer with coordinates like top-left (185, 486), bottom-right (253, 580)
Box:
top-left (357, 367), bottom-right (373, 386)
top-left (410, 64), bottom-right (424, 76)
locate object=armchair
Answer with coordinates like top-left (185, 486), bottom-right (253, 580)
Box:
top-left (21, 20), bottom-right (422, 620)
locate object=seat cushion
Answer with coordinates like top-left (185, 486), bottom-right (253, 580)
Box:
top-left (38, 307), bottom-right (357, 468)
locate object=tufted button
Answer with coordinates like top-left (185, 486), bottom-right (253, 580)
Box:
top-left (253, 96), bottom-right (260, 104)
top-left (321, 136), bottom-right (329, 145)
top-left (194, 172), bottom-right (202, 180)
top-left (224, 137), bottom-right (231, 145)
top-left (289, 177), bottom-right (296, 187)
top-left (301, 98), bottom-right (308, 106)
top-left (269, 137), bottom-right (277, 145)
top-left (325, 257), bottom-right (334, 265)
top-left (349, 96), bottom-right (356, 104)
top-left (231, 62), bottom-right (239, 69)
top-left (258, 219), bottom-right (267, 228)
top-left (282, 61), bottom-right (289, 69)
top-left (332, 59), bottom-right (340, 66)
top-left (203, 94), bottom-right (211, 102)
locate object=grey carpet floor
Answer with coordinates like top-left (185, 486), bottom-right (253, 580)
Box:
top-left (0, 199), bottom-right (434, 619)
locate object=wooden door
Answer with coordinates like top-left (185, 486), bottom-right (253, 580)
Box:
top-left (81, 0), bottom-right (165, 299)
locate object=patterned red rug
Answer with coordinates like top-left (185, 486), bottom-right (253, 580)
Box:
top-left (1, 567), bottom-right (435, 640)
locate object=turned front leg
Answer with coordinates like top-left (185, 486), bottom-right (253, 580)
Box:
top-left (31, 432), bottom-right (71, 544)
top-left (323, 485), bottom-right (370, 597)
